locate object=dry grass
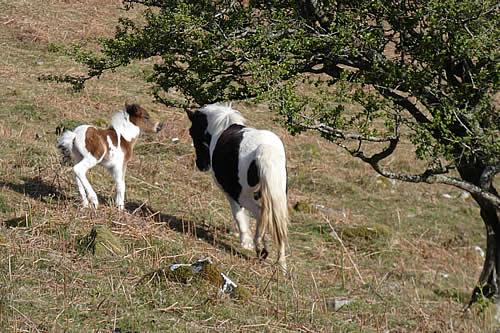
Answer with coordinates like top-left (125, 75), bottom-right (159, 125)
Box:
top-left (0, 1), bottom-right (498, 332)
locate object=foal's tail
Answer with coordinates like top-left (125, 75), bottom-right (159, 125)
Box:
top-left (256, 144), bottom-right (289, 271)
top-left (56, 130), bottom-right (76, 164)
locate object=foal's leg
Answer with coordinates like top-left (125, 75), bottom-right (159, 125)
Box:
top-left (73, 157), bottom-right (98, 208)
top-left (75, 177), bottom-right (89, 208)
top-left (228, 198), bottom-right (254, 250)
top-left (71, 154), bottom-right (88, 207)
top-left (109, 163), bottom-right (126, 210)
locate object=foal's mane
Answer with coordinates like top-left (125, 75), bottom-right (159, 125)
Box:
top-left (200, 103), bottom-right (246, 137)
top-left (110, 109), bottom-right (140, 142)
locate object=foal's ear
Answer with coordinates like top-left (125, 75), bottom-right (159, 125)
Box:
top-left (125, 103), bottom-right (139, 115)
top-left (185, 108), bottom-right (195, 122)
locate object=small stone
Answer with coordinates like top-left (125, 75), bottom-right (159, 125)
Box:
top-left (474, 245), bottom-right (485, 258)
top-left (460, 191), bottom-right (471, 200)
top-left (326, 298), bottom-right (354, 312)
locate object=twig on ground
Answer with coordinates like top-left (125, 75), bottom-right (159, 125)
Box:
top-left (323, 215), bottom-right (366, 285)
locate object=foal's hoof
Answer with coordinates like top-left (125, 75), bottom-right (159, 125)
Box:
top-left (256, 248), bottom-right (268, 260)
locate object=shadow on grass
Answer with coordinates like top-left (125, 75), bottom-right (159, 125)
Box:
top-left (0, 176), bottom-right (251, 260)
top-left (125, 201), bottom-right (252, 260)
top-left (0, 176), bottom-right (70, 202)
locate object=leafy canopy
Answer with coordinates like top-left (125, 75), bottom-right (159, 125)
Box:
top-left (51, 0), bottom-right (499, 203)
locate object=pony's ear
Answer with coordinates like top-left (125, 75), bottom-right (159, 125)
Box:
top-left (125, 103), bottom-right (139, 116)
top-left (185, 108), bottom-right (195, 121)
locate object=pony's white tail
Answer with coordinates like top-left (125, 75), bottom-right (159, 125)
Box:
top-left (256, 144), bottom-right (289, 271)
top-left (57, 130), bottom-right (77, 164)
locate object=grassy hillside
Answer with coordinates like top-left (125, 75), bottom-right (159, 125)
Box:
top-left (0, 1), bottom-right (497, 332)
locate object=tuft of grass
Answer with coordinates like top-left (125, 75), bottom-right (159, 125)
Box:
top-left (433, 288), bottom-right (469, 304)
top-left (4, 216), bottom-right (31, 228)
top-left (293, 200), bottom-right (318, 214)
top-left (76, 225), bottom-right (126, 257)
top-left (0, 195), bottom-right (10, 213)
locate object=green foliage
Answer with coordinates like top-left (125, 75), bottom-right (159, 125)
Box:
top-left (51, 0), bottom-right (498, 179)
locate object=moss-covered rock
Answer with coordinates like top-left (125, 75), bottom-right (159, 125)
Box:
top-left (143, 265), bottom-right (195, 284)
top-left (76, 225), bottom-right (126, 257)
top-left (293, 201), bottom-right (317, 214)
top-left (339, 223), bottom-right (392, 242)
top-left (140, 258), bottom-right (251, 301)
top-left (231, 283), bottom-right (252, 301)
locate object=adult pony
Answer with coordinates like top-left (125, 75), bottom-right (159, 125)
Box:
top-left (57, 103), bottom-right (162, 209)
top-left (186, 103), bottom-right (289, 271)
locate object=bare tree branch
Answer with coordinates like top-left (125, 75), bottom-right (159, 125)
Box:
top-left (349, 144), bottom-right (500, 208)
top-left (299, 116), bottom-right (500, 208)
top-left (480, 164), bottom-right (500, 190)
top-left (374, 85), bottom-right (432, 125)
top-left (301, 122), bottom-right (398, 142)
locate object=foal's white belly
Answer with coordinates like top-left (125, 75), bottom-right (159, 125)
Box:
top-left (72, 125), bottom-right (124, 170)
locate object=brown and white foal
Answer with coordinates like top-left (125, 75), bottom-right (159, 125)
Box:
top-left (57, 104), bottom-right (162, 209)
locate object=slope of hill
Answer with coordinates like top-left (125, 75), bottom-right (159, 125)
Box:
top-left (0, 1), bottom-right (496, 332)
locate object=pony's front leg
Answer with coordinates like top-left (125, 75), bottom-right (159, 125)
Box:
top-left (111, 164), bottom-right (126, 210)
top-left (228, 198), bottom-right (254, 250)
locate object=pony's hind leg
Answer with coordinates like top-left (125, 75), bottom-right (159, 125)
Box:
top-left (241, 197), bottom-right (269, 260)
top-left (75, 177), bottom-right (89, 207)
top-left (73, 158), bottom-right (98, 208)
top-left (228, 198), bottom-right (254, 250)
top-left (278, 239), bottom-right (287, 274)
top-left (254, 218), bottom-right (269, 260)
top-left (71, 155), bottom-right (88, 207)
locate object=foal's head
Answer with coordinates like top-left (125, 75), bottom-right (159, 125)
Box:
top-left (125, 104), bottom-right (163, 133)
top-left (186, 109), bottom-right (211, 171)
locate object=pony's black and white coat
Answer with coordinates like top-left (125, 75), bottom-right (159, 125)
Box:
top-left (187, 103), bottom-right (289, 271)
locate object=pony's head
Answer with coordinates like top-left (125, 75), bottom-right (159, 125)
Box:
top-left (125, 104), bottom-right (163, 133)
top-left (186, 108), bottom-right (211, 171)
top-left (186, 103), bottom-right (246, 172)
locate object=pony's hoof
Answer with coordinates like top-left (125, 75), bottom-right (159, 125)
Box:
top-left (256, 248), bottom-right (268, 260)
top-left (241, 238), bottom-right (255, 250)
top-left (279, 263), bottom-right (289, 277)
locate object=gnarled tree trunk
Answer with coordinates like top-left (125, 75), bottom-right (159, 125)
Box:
top-left (458, 164), bottom-right (500, 306)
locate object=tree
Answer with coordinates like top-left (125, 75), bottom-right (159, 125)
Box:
top-left (49, 0), bottom-right (499, 306)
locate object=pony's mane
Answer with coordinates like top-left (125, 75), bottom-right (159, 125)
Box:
top-left (110, 110), bottom-right (140, 142)
top-left (200, 103), bottom-right (246, 136)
